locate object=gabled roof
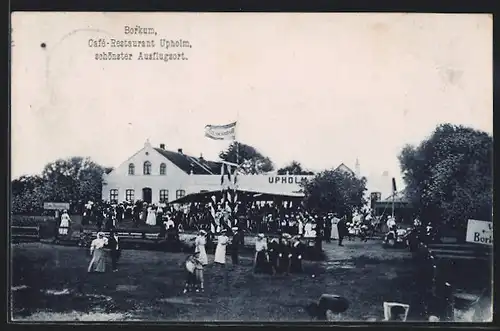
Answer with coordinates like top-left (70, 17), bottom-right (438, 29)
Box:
top-left (334, 163), bottom-right (356, 175)
top-left (154, 148), bottom-right (231, 175)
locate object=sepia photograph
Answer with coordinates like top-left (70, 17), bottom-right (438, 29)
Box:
top-left (10, 12), bottom-right (493, 322)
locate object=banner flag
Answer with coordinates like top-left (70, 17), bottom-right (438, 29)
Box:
top-left (209, 203), bottom-right (216, 220)
top-left (226, 165), bottom-right (232, 182)
top-left (204, 122), bottom-right (237, 141)
top-left (220, 164), bottom-right (225, 185)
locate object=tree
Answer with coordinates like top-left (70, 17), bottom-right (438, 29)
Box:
top-left (41, 157), bottom-right (110, 205)
top-left (11, 175), bottom-right (46, 214)
top-left (398, 123), bottom-right (492, 232)
top-left (301, 168), bottom-right (367, 216)
top-left (12, 157), bottom-right (112, 215)
top-left (277, 161), bottom-right (314, 175)
top-left (219, 142), bottom-right (274, 174)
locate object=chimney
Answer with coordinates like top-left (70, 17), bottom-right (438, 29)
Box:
top-left (178, 148), bottom-right (183, 154)
top-left (160, 144), bottom-right (165, 150)
top-left (199, 153), bottom-right (204, 161)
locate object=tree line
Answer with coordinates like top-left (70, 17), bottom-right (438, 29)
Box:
top-left (12, 123), bottom-right (493, 232)
top-left (398, 124), bottom-right (492, 231)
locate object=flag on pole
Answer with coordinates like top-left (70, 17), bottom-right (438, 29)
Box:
top-left (220, 163), bottom-right (232, 186)
top-left (205, 122), bottom-right (237, 141)
top-left (233, 171), bottom-right (239, 186)
top-left (226, 165), bottom-right (232, 182)
top-left (209, 203), bottom-right (216, 220)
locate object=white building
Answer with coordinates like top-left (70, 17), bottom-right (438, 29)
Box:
top-left (102, 140), bottom-right (362, 205)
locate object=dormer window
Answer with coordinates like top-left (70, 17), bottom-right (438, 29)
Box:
top-left (160, 163), bottom-right (167, 175)
top-left (143, 161), bottom-right (152, 175)
top-left (128, 163), bottom-right (135, 175)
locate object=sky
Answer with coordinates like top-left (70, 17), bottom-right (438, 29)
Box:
top-left (11, 12), bottom-right (492, 197)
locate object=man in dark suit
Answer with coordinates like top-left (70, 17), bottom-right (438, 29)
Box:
top-left (324, 215), bottom-right (332, 243)
top-left (337, 216), bottom-right (348, 247)
top-left (107, 228), bottom-right (121, 272)
top-left (267, 238), bottom-right (279, 275)
top-left (290, 236), bottom-right (305, 273)
top-left (230, 227), bottom-right (240, 265)
top-left (277, 233), bottom-right (292, 275)
top-left (116, 203), bottom-right (124, 223)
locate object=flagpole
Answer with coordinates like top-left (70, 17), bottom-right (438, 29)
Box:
top-left (234, 112), bottom-right (239, 224)
top-left (392, 192), bottom-right (395, 218)
top-left (236, 139), bottom-right (239, 165)
top-left (391, 178), bottom-right (395, 219)
top-left (236, 110), bottom-right (240, 166)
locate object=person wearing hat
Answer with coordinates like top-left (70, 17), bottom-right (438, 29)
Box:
top-left (305, 294), bottom-right (350, 321)
top-left (214, 229), bottom-right (229, 265)
top-left (183, 251), bottom-right (203, 293)
top-left (83, 201), bottom-right (93, 226)
top-left (194, 230), bottom-right (208, 266)
top-left (88, 232), bottom-right (108, 273)
top-left (324, 215), bottom-right (332, 243)
top-left (58, 210), bottom-right (71, 237)
top-left (230, 227), bottom-right (240, 265)
top-left (297, 215), bottom-right (304, 238)
top-left (304, 220), bottom-right (313, 238)
top-left (254, 233), bottom-right (269, 273)
top-left (277, 233), bottom-right (292, 275)
top-left (267, 237), bottom-right (280, 275)
top-left (107, 228), bottom-right (121, 272)
top-left (337, 216), bottom-right (348, 247)
top-left (290, 235), bottom-right (304, 273)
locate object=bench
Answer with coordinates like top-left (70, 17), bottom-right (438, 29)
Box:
top-left (11, 226), bottom-right (41, 242)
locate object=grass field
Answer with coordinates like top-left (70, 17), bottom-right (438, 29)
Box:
top-left (11, 240), bottom-right (428, 322)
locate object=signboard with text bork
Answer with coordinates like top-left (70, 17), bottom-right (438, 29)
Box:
top-left (466, 219), bottom-right (493, 246)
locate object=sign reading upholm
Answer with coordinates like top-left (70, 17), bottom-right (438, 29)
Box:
top-left (204, 122), bottom-right (237, 140)
top-left (43, 202), bottom-right (70, 210)
top-left (466, 219), bottom-right (493, 246)
top-left (268, 176), bottom-right (310, 184)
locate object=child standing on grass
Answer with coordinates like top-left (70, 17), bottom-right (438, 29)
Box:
top-left (183, 251), bottom-right (203, 293)
top-left (194, 253), bottom-right (205, 292)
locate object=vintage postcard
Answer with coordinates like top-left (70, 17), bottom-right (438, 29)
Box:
top-left (10, 12), bottom-right (493, 322)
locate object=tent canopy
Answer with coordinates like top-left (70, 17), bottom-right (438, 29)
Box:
top-left (169, 189), bottom-right (304, 205)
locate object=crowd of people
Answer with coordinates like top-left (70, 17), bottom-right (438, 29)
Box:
top-left (182, 227), bottom-right (307, 294)
top-left (64, 198), bottom-right (383, 240)
top-left (49, 198), bottom-right (464, 323)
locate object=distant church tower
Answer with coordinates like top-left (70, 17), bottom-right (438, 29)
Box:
top-left (355, 158), bottom-right (360, 178)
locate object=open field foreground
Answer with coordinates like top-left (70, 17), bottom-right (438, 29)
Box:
top-left (9, 240), bottom-right (487, 322)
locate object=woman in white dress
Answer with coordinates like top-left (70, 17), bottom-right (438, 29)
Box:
top-left (298, 217), bottom-right (304, 237)
top-left (88, 232), bottom-right (108, 273)
top-left (331, 216), bottom-right (340, 240)
top-left (146, 205), bottom-right (157, 226)
top-left (254, 233), bottom-right (269, 273)
top-left (58, 210), bottom-right (71, 236)
top-left (214, 229), bottom-right (229, 265)
top-left (194, 230), bottom-right (208, 266)
top-left (304, 220), bottom-right (313, 237)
